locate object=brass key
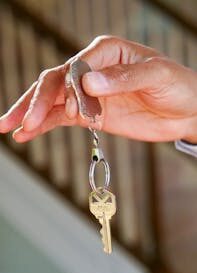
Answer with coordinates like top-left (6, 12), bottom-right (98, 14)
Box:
top-left (89, 188), bottom-right (116, 254)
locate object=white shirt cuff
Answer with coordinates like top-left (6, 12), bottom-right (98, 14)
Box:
top-left (175, 140), bottom-right (197, 158)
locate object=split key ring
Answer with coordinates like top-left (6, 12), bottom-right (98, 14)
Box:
top-left (89, 146), bottom-right (110, 192)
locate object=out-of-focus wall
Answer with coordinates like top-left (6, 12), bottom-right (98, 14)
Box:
top-left (162, 0), bottom-right (197, 24)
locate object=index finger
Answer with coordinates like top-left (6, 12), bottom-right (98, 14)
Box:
top-left (74, 35), bottom-right (161, 71)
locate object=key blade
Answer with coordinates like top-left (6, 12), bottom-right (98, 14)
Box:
top-left (100, 227), bottom-right (106, 247)
top-left (102, 214), bottom-right (112, 254)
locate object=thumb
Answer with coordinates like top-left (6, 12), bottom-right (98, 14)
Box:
top-left (82, 59), bottom-right (166, 96)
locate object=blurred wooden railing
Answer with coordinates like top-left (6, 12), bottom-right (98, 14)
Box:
top-left (0, 1), bottom-right (196, 273)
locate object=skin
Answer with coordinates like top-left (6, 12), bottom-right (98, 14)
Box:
top-left (0, 35), bottom-right (196, 143)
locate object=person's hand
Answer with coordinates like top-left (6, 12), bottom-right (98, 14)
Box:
top-left (0, 36), bottom-right (196, 143)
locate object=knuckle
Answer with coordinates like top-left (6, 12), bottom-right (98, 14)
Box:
top-left (92, 35), bottom-right (117, 46)
top-left (103, 65), bottom-right (132, 85)
top-left (39, 69), bottom-right (49, 79)
top-left (38, 69), bottom-right (56, 80)
top-left (146, 57), bottom-right (173, 80)
top-left (157, 61), bottom-right (172, 79)
top-left (120, 69), bottom-right (132, 82)
top-left (112, 65), bottom-right (131, 82)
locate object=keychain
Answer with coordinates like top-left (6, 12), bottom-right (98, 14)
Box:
top-left (65, 58), bottom-right (116, 254)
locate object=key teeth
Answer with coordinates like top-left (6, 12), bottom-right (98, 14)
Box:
top-left (100, 228), bottom-right (104, 241)
top-left (104, 248), bottom-right (111, 254)
top-left (100, 227), bottom-right (103, 235)
top-left (100, 228), bottom-right (105, 247)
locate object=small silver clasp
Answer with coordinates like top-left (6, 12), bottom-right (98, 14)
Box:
top-left (89, 146), bottom-right (110, 192)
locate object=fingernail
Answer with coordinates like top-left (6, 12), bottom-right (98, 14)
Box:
top-left (0, 115), bottom-right (9, 133)
top-left (12, 130), bottom-right (19, 139)
top-left (12, 127), bottom-right (25, 142)
top-left (65, 96), bottom-right (78, 119)
top-left (83, 72), bottom-right (109, 94)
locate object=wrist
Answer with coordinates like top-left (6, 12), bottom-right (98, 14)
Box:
top-left (182, 137), bottom-right (197, 145)
top-left (182, 116), bottom-right (197, 144)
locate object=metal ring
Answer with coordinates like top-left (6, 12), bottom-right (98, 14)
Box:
top-left (89, 159), bottom-right (110, 191)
